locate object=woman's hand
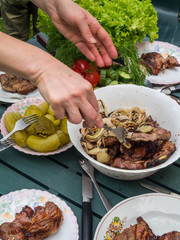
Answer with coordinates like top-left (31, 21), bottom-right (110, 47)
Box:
top-left (31, 0), bottom-right (118, 67)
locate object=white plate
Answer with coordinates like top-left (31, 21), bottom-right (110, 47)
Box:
top-left (0, 189), bottom-right (79, 240)
top-left (0, 96), bottom-right (73, 156)
top-left (94, 193), bottom-right (180, 240)
top-left (136, 41), bottom-right (180, 85)
top-left (0, 71), bottom-right (41, 103)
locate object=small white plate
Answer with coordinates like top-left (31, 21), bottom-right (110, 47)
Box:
top-left (0, 189), bottom-right (79, 240)
top-left (0, 96), bottom-right (73, 156)
top-left (94, 193), bottom-right (180, 240)
top-left (136, 41), bottom-right (180, 85)
top-left (0, 71), bottom-right (41, 103)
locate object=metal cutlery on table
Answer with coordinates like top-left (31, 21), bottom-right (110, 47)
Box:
top-left (0, 114), bottom-right (38, 144)
top-left (79, 156), bottom-right (113, 212)
top-left (0, 139), bottom-right (15, 152)
top-left (140, 182), bottom-right (180, 196)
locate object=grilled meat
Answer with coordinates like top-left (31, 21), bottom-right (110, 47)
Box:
top-left (128, 127), bottom-right (171, 142)
top-left (0, 73), bottom-right (37, 95)
top-left (157, 231), bottom-right (180, 240)
top-left (113, 217), bottom-right (180, 240)
top-left (0, 201), bottom-right (63, 240)
top-left (140, 52), bottom-right (180, 75)
top-left (114, 217), bottom-right (156, 240)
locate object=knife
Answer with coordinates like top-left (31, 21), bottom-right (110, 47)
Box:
top-left (140, 182), bottom-right (180, 196)
top-left (82, 170), bottom-right (93, 240)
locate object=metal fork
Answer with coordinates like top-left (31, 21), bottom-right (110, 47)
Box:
top-left (1, 114), bottom-right (38, 142)
top-left (79, 156), bottom-right (113, 212)
top-left (103, 125), bottom-right (127, 142)
top-left (0, 139), bottom-right (15, 152)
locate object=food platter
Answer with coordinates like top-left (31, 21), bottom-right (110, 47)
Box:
top-left (136, 41), bottom-right (180, 85)
top-left (0, 96), bottom-right (73, 156)
top-left (0, 71), bottom-right (41, 103)
top-left (94, 193), bottom-right (180, 240)
top-left (0, 189), bottom-right (79, 240)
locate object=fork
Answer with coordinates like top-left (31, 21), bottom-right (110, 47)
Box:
top-left (103, 125), bottom-right (127, 142)
top-left (1, 114), bottom-right (38, 142)
top-left (0, 139), bottom-right (15, 152)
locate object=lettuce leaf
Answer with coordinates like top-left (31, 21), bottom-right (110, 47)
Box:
top-left (76, 0), bottom-right (158, 45)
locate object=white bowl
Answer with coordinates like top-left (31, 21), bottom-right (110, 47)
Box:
top-left (68, 84), bottom-right (180, 180)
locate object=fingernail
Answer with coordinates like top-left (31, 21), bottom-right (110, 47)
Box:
top-left (89, 37), bottom-right (96, 43)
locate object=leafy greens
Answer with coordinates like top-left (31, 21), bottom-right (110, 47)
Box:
top-left (37, 0), bottom-right (158, 85)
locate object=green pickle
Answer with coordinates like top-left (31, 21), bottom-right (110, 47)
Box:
top-left (4, 112), bottom-right (27, 147)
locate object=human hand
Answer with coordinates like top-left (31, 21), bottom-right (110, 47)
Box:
top-left (31, 0), bottom-right (118, 67)
top-left (35, 58), bottom-right (103, 128)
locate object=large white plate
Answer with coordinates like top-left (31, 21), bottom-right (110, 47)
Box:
top-left (0, 96), bottom-right (73, 156)
top-left (94, 193), bottom-right (180, 240)
top-left (0, 71), bottom-right (41, 103)
top-left (136, 41), bottom-right (180, 85)
top-left (0, 189), bottom-right (79, 240)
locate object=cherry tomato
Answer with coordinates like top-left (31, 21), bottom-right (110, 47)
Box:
top-left (72, 59), bottom-right (90, 73)
top-left (84, 70), bottom-right (100, 87)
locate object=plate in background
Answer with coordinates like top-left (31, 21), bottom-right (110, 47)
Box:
top-left (0, 189), bottom-right (79, 240)
top-left (137, 41), bottom-right (180, 85)
top-left (94, 193), bottom-right (180, 240)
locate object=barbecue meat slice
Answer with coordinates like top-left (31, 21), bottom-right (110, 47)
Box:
top-left (0, 73), bottom-right (37, 95)
top-left (140, 52), bottom-right (180, 75)
top-left (114, 217), bottom-right (156, 240)
top-left (23, 201), bottom-right (63, 239)
top-left (114, 224), bottom-right (136, 240)
top-left (0, 201), bottom-right (63, 240)
top-left (127, 127), bottom-right (171, 142)
top-left (136, 217), bottom-right (156, 240)
top-left (157, 231), bottom-right (180, 240)
top-left (140, 52), bottom-right (167, 75)
top-left (165, 55), bottom-right (180, 68)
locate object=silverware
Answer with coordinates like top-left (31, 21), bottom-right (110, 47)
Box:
top-left (145, 79), bottom-right (180, 95)
top-left (82, 171), bottom-right (93, 240)
top-left (140, 182), bottom-right (180, 196)
top-left (0, 114), bottom-right (38, 143)
top-left (103, 125), bottom-right (126, 142)
top-left (0, 139), bottom-right (15, 152)
top-left (160, 84), bottom-right (180, 95)
top-left (79, 156), bottom-right (113, 212)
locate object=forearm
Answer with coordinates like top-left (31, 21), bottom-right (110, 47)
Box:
top-left (0, 32), bottom-right (57, 83)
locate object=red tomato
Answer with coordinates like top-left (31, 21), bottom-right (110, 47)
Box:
top-left (72, 59), bottom-right (90, 73)
top-left (84, 70), bottom-right (100, 87)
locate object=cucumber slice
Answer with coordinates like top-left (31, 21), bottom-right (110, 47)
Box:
top-left (99, 69), bottom-right (107, 86)
top-left (109, 80), bottom-right (119, 85)
top-left (118, 70), bottom-right (131, 83)
top-left (105, 78), bottom-right (112, 85)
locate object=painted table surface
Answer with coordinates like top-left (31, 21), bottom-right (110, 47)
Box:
top-left (0, 4), bottom-right (180, 237)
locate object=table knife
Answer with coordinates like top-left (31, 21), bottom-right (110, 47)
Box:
top-left (140, 182), bottom-right (180, 196)
top-left (82, 170), bottom-right (93, 240)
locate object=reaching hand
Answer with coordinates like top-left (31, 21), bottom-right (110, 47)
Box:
top-left (32, 0), bottom-right (118, 67)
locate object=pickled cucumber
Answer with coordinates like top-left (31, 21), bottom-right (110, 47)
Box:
top-left (38, 102), bottom-right (49, 115)
top-left (24, 105), bottom-right (42, 117)
top-left (27, 134), bottom-right (60, 152)
top-left (59, 117), bottom-right (68, 134)
top-left (56, 130), bottom-right (70, 146)
top-left (4, 112), bottom-right (27, 147)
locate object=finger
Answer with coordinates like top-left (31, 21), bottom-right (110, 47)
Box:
top-left (95, 27), bottom-right (118, 59)
top-left (94, 39), bottom-right (113, 66)
top-left (86, 43), bottom-right (105, 67)
top-left (51, 105), bottom-right (66, 120)
top-left (65, 104), bottom-right (82, 124)
top-left (76, 14), bottom-right (97, 44)
top-left (76, 41), bottom-right (96, 62)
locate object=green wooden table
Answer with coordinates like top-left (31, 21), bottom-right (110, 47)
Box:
top-left (0, 2), bottom-right (180, 239)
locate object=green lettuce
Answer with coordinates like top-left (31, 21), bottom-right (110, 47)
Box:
top-left (75, 0), bottom-right (158, 45)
